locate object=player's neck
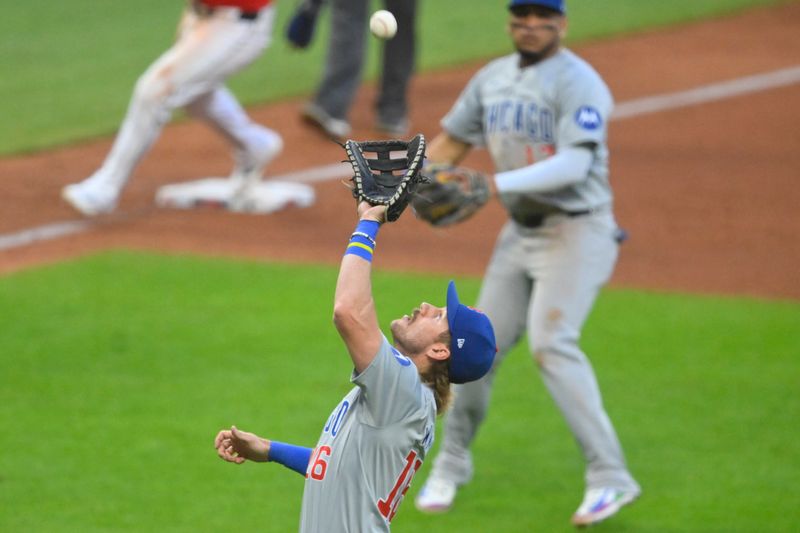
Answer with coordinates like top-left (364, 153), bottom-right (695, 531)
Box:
top-left (517, 45), bottom-right (561, 68)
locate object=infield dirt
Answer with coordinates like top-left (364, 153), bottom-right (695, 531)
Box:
top-left (1, 3), bottom-right (798, 300)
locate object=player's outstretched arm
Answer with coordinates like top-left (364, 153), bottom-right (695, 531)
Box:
top-left (214, 426), bottom-right (312, 475)
top-left (333, 202), bottom-right (387, 374)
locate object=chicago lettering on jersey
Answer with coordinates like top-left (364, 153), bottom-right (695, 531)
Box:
top-left (323, 399), bottom-right (350, 437)
top-left (485, 100), bottom-right (555, 142)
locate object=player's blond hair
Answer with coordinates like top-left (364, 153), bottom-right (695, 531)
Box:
top-left (420, 331), bottom-right (453, 414)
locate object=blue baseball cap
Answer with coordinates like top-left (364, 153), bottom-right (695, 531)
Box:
top-left (508, 0), bottom-right (566, 14)
top-left (446, 281), bottom-right (497, 384)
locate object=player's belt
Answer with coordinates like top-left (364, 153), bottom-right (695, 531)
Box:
top-left (191, 1), bottom-right (260, 20)
top-left (512, 209), bottom-right (591, 228)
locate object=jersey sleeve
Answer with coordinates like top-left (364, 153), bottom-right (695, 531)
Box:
top-left (351, 336), bottom-right (426, 427)
top-left (555, 66), bottom-right (613, 150)
top-left (440, 67), bottom-right (489, 147)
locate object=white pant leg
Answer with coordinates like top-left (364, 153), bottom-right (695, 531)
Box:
top-left (88, 7), bottom-right (274, 194)
top-left (527, 211), bottom-right (639, 492)
top-left (186, 5), bottom-right (277, 150)
top-left (186, 87), bottom-right (265, 153)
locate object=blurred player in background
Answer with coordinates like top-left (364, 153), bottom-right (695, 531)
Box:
top-left (214, 200), bottom-right (496, 532)
top-left (286, 0), bottom-right (418, 139)
top-left (62, 0), bottom-right (283, 216)
top-left (413, 0), bottom-right (641, 527)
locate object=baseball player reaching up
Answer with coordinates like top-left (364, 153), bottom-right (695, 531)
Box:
top-left (214, 200), bottom-right (497, 532)
top-left (62, 0), bottom-right (288, 216)
top-left (413, 0), bottom-right (641, 527)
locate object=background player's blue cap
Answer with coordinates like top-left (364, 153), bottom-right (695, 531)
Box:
top-left (446, 281), bottom-right (497, 384)
top-left (508, 0), bottom-right (566, 14)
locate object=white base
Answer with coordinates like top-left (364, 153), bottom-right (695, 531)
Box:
top-left (155, 178), bottom-right (315, 214)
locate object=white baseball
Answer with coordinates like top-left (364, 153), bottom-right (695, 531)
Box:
top-left (369, 10), bottom-right (397, 40)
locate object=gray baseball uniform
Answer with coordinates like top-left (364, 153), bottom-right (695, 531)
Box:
top-left (300, 336), bottom-right (436, 532)
top-left (428, 49), bottom-right (640, 492)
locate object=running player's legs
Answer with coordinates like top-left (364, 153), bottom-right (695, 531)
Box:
top-left (147, 8), bottom-right (271, 114)
top-left (95, 8), bottom-right (272, 189)
top-left (182, 8), bottom-right (277, 152)
top-left (185, 87), bottom-right (271, 153)
top-left (431, 222), bottom-right (530, 485)
top-left (527, 212), bottom-right (638, 491)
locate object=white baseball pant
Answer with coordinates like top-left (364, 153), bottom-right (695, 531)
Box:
top-left (88, 5), bottom-right (276, 195)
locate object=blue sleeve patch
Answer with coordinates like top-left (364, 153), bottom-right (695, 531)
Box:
top-left (391, 346), bottom-right (412, 366)
top-left (575, 106), bottom-right (603, 130)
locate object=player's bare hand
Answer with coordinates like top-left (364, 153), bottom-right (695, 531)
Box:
top-left (214, 425), bottom-right (270, 463)
top-left (358, 201), bottom-right (387, 223)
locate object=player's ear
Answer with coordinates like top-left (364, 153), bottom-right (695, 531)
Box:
top-left (559, 17), bottom-right (568, 39)
top-left (426, 342), bottom-right (451, 362)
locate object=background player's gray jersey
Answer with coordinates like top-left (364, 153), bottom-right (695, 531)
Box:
top-left (300, 337), bottom-right (436, 532)
top-left (442, 49), bottom-right (614, 214)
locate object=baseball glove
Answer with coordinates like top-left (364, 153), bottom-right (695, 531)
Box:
top-left (411, 165), bottom-right (491, 227)
top-left (344, 134), bottom-right (428, 222)
top-left (285, 0), bottom-right (324, 49)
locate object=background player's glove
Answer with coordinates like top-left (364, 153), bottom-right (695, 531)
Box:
top-left (285, 0), bottom-right (324, 49)
top-left (344, 134), bottom-right (427, 222)
top-left (411, 165), bottom-right (491, 227)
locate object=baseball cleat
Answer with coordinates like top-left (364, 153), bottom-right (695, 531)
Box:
top-left (61, 181), bottom-right (118, 216)
top-left (229, 127), bottom-right (284, 186)
top-left (301, 101), bottom-right (351, 141)
top-left (570, 487), bottom-right (641, 527)
top-left (375, 117), bottom-right (409, 137)
top-left (414, 476), bottom-right (458, 513)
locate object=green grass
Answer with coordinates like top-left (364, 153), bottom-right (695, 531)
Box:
top-left (0, 0), bottom-right (793, 155)
top-left (1, 251), bottom-right (798, 531)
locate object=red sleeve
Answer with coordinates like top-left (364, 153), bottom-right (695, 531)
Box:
top-left (198, 0), bottom-right (272, 11)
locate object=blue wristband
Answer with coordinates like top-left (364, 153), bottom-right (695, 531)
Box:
top-left (345, 241), bottom-right (374, 261)
top-left (355, 219), bottom-right (380, 241)
top-left (269, 441), bottom-right (312, 476)
top-left (345, 219), bottom-right (381, 262)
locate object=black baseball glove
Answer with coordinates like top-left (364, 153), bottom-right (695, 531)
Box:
top-left (285, 0), bottom-right (324, 49)
top-left (344, 134), bottom-right (428, 222)
top-left (411, 165), bottom-right (491, 227)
